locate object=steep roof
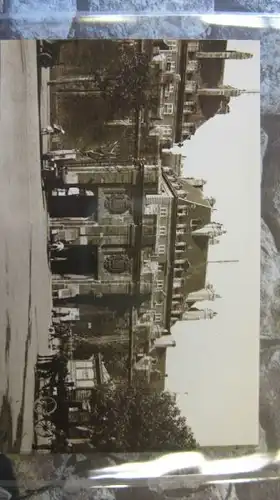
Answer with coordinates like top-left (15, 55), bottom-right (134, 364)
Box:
top-left (163, 171), bottom-right (212, 327)
top-left (199, 40), bottom-right (227, 87)
top-left (178, 40), bottom-right (229, 138)
top-left (182, 205), bottom-right (211, 298)
top-left (180, 178), bottom-right (211, 208)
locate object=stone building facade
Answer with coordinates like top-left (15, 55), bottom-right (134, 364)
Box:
top-left (47, 38), bottom-right (253, 388)
top-left (50, 39), bottom-right (254, 158)
top-left (49, 155), bottom-right (225, 387)
top-left (149, 39), bottom-right (254, 146)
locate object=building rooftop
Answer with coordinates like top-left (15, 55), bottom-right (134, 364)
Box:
top-left (179, 178), bottom-right (211, 208)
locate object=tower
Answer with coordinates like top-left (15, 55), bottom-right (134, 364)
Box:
top-left (186, 284), bottom-right (221, 303)
top-left (182, 308), bottom-right (218, 321)
top-left (153, 337), bottom-right (176, 348)
top-left (192, 222), bottom-right (227, 238)
top-left (196, 51), bottom-right (253, 60)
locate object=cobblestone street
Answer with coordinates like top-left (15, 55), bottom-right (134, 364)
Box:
top-left (0, 40), bottom-right (52, 452)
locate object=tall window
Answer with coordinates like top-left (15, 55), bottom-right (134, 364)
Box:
top-left (159, 226), bottom-right (167, 236)
top-left (158, 263), bottom-right (165, 274)
top-left (156, 280), bottom-right (164, 291)
top-left (160, 207), bottom-right (168, 217)
top-left (158, 245), bottom-right (166, 255)
top-left (164, 84), bottom-right (175, 98)
top-left (155, 313), bottom-right (162, 323)
top-left (183, 101), bottom-right (194, 113)
top-left (164, 103), bottom-right (174, 115)
top-left (191, 218), bottom-right (202, 230)
top-left (167, 40), bottom-right (177, 52)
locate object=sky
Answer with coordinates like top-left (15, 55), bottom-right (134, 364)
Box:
top-left (165, 41), bottom-right (261, 447)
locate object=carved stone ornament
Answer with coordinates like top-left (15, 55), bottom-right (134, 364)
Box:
top-left (103, 254), bottom-right (131, 274)
top-left (104, 193), bottom-right (131, 214)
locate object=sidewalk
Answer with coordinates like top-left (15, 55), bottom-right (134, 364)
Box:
top-left (31, 67), bottom-right (55, 453)
top-left (0, 41), bottom-right (53, 454)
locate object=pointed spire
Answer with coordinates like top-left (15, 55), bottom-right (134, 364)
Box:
top-left (192, 222), bottom-right (227, 238)
top-left (198, 85), bottom-right (259, 98)
top-left (198, 86), bottom-right (242, 98)
top-left (196, 50), bottom-right (253, 60)
top-left (206, 196), bottom-right (216, 207)
top-left (153, 337), bottom-right (176, 348)
top-left (186, 287), bottom-right (222, 303)
top-left (182, 308), bottom-right (218, 321)
top-left (239, 89), bottom-right (260, 95)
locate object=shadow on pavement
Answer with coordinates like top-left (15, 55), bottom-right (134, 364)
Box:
top-left (0, 394), bottom-right (13, 452)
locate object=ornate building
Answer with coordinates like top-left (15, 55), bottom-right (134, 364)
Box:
top-left (47, 39), bottom-right (247, 387)
top-left (148, 40), bottom-right (254, 146)
top-left (50, 39), bottom-right (255, 164)
top-left (48, 152), bottom-right (226, 387)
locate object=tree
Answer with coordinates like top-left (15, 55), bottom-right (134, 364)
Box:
top-left (89, 387), bottom-right (198, 452)
top-left (49, 44), bottom-right (153, 116)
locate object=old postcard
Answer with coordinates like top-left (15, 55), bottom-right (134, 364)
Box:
top-left (0, 40), bottom-right (260, 467)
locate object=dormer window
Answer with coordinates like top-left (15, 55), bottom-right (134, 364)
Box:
top-left (191, 219), bottom-right (202, 231)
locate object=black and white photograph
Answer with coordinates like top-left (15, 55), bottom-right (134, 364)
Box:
top-left (0, 38), bottom-right (260, 499)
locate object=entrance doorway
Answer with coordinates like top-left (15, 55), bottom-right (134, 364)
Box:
top-left (51, 245), bottom-right (98, 276)
top-left (48, 191), bottom-right (97, 218)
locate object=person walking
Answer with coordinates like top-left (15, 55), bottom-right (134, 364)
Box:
top-left (50, 241), bottom-right (65, 253)
top-left (41, 124), bottom-right (65, 136)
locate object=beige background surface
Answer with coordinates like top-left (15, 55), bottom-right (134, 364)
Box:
top-left (166, 40), bottom-right (261, 447)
